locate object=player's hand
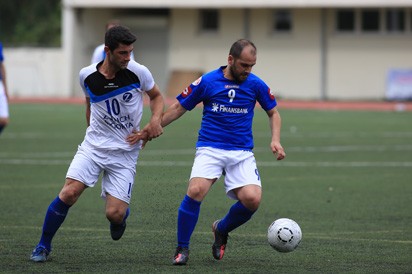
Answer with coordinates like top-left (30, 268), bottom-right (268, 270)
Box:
top-left (271, 141), bottom-right (286, 160)
top-left (143, 121), bottom-right (163, 140)
top-left (126, 130), bottom-right (148, 146)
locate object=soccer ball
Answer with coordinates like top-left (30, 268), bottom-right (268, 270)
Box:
top-left (267, 218), bottom-right (302, 252)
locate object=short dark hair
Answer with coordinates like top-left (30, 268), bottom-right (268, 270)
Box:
top-left (229, 39), bottom-right (257, 58)
top-left (105, 25), bottom-right (136, 51)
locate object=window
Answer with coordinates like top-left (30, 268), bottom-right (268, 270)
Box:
top-left (200, 9), bottom-right (219, 32)
top-left (361, 9), bottom-right (380, 32)
top-left (336, 9), bottom-right (355, 31)
top-left (273, 10), bottom-right (292, 32)
top-left (335, 8), bottom-right (411, 34)
top-left (386, 9), bottom-right (405, 32)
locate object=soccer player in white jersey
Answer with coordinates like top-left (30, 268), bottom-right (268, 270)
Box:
top-left (159, 39), bottom-right (285, 265)
top-left (30, 25), bottom-right (164, 262)
top-left (0, 42), bottom-right (9, 136)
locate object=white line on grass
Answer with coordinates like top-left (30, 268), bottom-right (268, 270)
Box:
top-left (260, 144), bottom-right (412, 153)
top-left (1, 144), bottom-right (411, 159)
top-left (1, 158), bottom-right (411, 167)
top-left (2, 225), bottom-right (411, 244)
top-left (255, 131), bottom-right (412, 138)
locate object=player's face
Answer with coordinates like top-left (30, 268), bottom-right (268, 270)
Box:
top-left (229, 45), bottom-right (256, 82)
top-left (108, 43), bottom-right (133, 70)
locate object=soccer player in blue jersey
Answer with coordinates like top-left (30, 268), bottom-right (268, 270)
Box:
top-left (0, 42), bottom-right (9, 136)
top-left (30, 25), bottom-right (164, 262)
top-left (160, 39), bottom-right (286, 265)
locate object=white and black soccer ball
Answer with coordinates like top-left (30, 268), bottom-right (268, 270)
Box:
top-left (268, 218), bottom-right (302, 252)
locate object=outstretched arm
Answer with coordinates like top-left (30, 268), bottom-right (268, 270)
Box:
top-left (267, 107), bottom-right (286, 160)
top-left (127, 98), bottom-right (186, 148)
top-left (161, 100), bottom-right (187, 128)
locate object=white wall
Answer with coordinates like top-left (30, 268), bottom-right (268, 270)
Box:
top-left (169, 9), bottom-right (240, 72)
top-left (327, 33), bottom-right (412, 100)
top-left (5, 48), bottom-right (69, 98)
top-left (250, 9), bottom-right (323, 99)
top-left (169, 8), bottom-right (323, 99)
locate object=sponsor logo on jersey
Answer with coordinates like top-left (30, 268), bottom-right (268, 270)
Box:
top-left (192, 77), bottom-right (202, 86)
top-left (225, 84), bottom-right (239, 89)
top-left (268, 88), bottom-right (275, 100)
top-left (181, 86), bottom-right (192, 98)
top-left (211, 102), bottom-right (248, 114)
top-left (103, 114), bottom-right (134, 129)
top-left (105, 82), bottom-right (119, 89)
top-left (123, 92), bottom-right (133, 102)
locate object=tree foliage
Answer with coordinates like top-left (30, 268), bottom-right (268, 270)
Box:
top-left (0, 0), bottom-right (61, 47)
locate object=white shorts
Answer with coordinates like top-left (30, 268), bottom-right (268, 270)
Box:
top-left (0, 81), bottom-right (9, 118)
top-left (66, 145), bottom-right (139, 204)
top-left (190, 147), bottom-right (262, 200)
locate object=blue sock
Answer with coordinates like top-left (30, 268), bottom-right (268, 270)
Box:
top-left (38, 196), bottom-right (71, 251)
top-left (124, 207), bottom-right (130, 222)
top-left (0, 125), bottom-right (4, 134)
top-left (217, 201), bottom-right (255, 234)
top-left (177, 195), bottom-right (201, 249)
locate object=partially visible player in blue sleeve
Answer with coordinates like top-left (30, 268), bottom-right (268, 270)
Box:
top-left (0, 42), bottom-right (9, 136)
top-left (155, 39), bottom-right (286, 265)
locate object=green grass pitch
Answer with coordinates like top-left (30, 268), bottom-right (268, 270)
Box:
top-left (0, 103), bottom-right (411, 273)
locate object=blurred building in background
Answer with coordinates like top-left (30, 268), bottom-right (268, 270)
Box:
top-left (5, 0), bottom-right (412, 100)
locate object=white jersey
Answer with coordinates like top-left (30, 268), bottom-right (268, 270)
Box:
top-left (79, 60), bottom-right (155, 152)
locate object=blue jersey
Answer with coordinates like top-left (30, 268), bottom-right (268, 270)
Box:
top-left (0, 43), bottom-right (3, 81)
top-left (177, 66), bottom-right (277, 151)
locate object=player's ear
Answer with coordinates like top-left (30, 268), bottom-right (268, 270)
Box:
top-left (228, 55), bottom-right (234, 66)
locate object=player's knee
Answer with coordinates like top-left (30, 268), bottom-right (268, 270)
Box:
top-left (59, 179), bottom-right (84, 205)
top-left (235, 185), bottom-right (262, 211)
top-left (0, 118), bottom-right (9, 126)
top-left (238, 191), bottom-right (261, 211)
top-left (242, 196), bottom-right (261, 211)
top-left (59, 189), bottom-right (80, 205)
top-left (106, 207), bottom-right (124, 224)
top-left (187, 178), bottom-right (214, 201)
top-left (187, 185), bottom-right (206, 201)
